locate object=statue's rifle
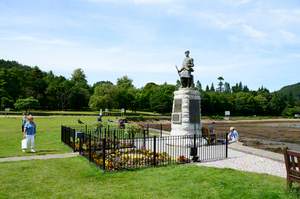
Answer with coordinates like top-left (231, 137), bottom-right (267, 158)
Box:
top-left (175, 65), bottom-right (181, 77)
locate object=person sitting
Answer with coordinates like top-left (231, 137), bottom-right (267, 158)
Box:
top-left (228, 127), bottom-right (239, 143)
top-left (119, 119), bottom-right (125, 129)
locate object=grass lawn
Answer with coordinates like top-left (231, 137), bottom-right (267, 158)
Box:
top-left (0, 116), bottom-right (116, 158)
top-left (0, 157), bottom-right (298, 199)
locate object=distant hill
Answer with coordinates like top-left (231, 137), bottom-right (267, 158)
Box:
top-left (278, 82), bottom-right (300, 100)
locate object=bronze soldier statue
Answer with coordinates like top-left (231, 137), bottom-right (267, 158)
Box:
top-left (176, 50), bottom-right (195, 88)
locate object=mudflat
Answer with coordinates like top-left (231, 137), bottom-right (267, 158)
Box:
top-left (204, 119), bottom-right (300, 153)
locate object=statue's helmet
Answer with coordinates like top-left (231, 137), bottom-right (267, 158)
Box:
top-left (185, 50), bottom-right (190, 55)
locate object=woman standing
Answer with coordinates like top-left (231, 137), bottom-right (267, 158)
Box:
top-left (23, 115), bottom-right (36, 152)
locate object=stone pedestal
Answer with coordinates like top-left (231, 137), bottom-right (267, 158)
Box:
top-left (170, 88), bottom-right (201, 136)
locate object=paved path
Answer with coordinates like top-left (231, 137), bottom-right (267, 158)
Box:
top-left (198, 143), bottom-right (286, 178)
top-left (0, 152), bottom-right (78, 163)
top-left (0, 142), bottom-right (287, 179)
top-left (229, 142), bottom-right (284, 162)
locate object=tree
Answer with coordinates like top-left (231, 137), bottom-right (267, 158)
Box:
top-left (232, 82), bottom-right (245, 93)
top-left (217, 76), bottom-right (224, 92)
top-left (116, 76), bottom-right (134, 89)
top-left (68, 85), bottom-right (90, 110)
top-left (69, 68), bottom-right (90, 109)
top-left (1, 97), bottom-right (13, 110)
top-left (115, 76), bottom-right (136, 112)
top-left (234, 92), bottom-right (255, 115)
top-left (205, 85), bottom-right (210, 92)
top-left (45, 76), bottom-right (72, 110)
top-left (71, 68), bottom-right (87, 85)
top-left (89, 83), bottom-right (117, 110)
top-left (268, 93), bottom-right (287, 115)
top-left (224, 82), bottom-right (231, 93)
top-left (210, 83), bottom-right (215, 92)
top-left (287, 91), bottom-right (295, 107)
top-left (14, 97), bottom-right (39, 111)
top-left (92, 81), bottom-right (113, 92)
top-left (138, 83), bottom-right (159, 110)
top-left (196, 80), bottom-right (202, 92)
top-left (115, 87), bottom-right (135, 112)
top-left (149, 83), bottom-right (175, 113)
top-left (243, 85), bottom-right (249, 92)
top-left (254, 94), bottom-right (268, 115)
top-left (238, 82), bottom-right (243, 91)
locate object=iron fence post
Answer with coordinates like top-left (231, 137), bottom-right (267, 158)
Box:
top-left (191, 134), bottom-right (199, 162)
top-left (102, 138), bottom-right (106, 171)
top-left (225, 133), bottom-right (228, 158)
top-left (143, 129), bottom-right (146, 148)
top-left (67, 127), bottom-right (70, 146)
top-left (79, 134), bottom-right (83, 155)
top-left (153, 136), bottom-right (157, 166)
top-left (61, 125), bottom-right (63, 143)
top-left (73, 128), bottom-right (76, 152)
top-left (160, 124), bottom-right (163, 137)
top-left (89, 131), bottom-right (92, 161)
top-left (113, 129), bottom-right (116, 151)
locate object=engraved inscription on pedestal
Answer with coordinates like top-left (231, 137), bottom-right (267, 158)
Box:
top-left (172, 113), bottom-right (182, 124)
top-left (189, 99), bottom-right (200, 123)
top-left (173, 99), bottom-right (182, 113)
top-left (172, 99), bottom-right (182, 124)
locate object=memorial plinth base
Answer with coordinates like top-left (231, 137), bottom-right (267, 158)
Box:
top-left (170, 88), bottom-right (201, 136)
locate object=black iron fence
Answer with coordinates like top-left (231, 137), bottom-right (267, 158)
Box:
top-left (61, 125), bottom-right (228, 171)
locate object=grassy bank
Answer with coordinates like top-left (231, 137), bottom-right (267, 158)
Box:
top-left (0, 157), bottom-right (298, 199)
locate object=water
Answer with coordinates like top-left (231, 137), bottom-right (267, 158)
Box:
top-left (244, 138), bottom-right (300, 152)
top-left (260, 122), bottom-right (300, 128)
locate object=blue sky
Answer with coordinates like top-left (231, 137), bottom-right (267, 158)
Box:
top-left (0, 0), bottom-right (300, 91)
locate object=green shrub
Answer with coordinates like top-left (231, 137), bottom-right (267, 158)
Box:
top-left (282, 106), bottom-right (300, 117)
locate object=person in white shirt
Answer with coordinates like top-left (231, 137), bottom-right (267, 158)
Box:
top-left (228, 127), bottom-right (239, 143)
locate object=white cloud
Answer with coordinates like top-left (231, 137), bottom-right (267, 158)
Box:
top-left (279, 30), bottom-right (297, 43)
top-left (268, 9), bottom-right (300, 25)
top-left (85, 0), bottom-right (177, 5)
top-left (0, 35), bottom-right (77, 46)
top-left (132, 0), bottom-right (175, 4)
top-left (241, 24), bottom-right (266, 40)
top-left (222, 0), bottom-right (252, 6)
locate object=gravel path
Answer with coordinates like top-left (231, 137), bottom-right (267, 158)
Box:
top-left (0, 152), bottom-right (78, 163)
top-left (198, 148), bottom-right (286, 178)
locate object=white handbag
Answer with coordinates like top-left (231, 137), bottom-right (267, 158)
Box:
top-left (21, 139), bottom-right (27, 149)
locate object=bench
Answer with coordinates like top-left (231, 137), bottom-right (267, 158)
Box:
top-left (283, 148), bottom-right (300, 189)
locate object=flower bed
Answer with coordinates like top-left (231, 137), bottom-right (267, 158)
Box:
top-left (91, 149), bottom-right (173, 171)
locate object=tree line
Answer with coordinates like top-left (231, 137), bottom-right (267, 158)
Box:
top-left (0, 59), bottom-right (299, 116)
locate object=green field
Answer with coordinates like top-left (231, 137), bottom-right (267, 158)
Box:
top-left (0, 157), bottom-right (298, 199)
top-left (0, 116), bottom-right (109, 157)
top-left (0, 115), bottom-right (299, 198)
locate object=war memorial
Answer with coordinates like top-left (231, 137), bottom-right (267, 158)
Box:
top-left (171, 50), bottom-right (202, 136)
